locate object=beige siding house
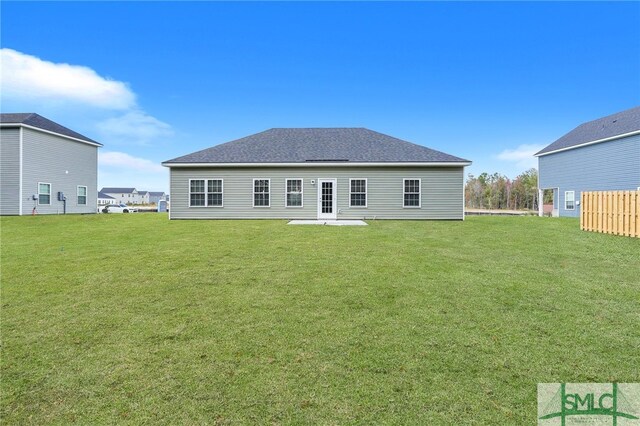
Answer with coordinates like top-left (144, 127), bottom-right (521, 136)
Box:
top-left (0, 113), bottom-right (101, 215)
top-left (163, 128), bottom-right (470, 220)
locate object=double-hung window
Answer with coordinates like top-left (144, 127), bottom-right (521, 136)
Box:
top-left (38, 182), bottom-right (51, 205)
top-left (189, 179), bottom-right (223, 207)
top-left (207, 179), bottom-right (223, 207)
top-left (77, 186), bottom-right (87, 205)
top-left (350, 179), bottom-right (367, 207)
top-left (286, 179), bottom-right (303, 207)
top-left (403, 179), bottom-right (421, 208)
top-left (253, 179), bottom-right (270, 207)
top-left (565, 191), bottom-right (575, 210)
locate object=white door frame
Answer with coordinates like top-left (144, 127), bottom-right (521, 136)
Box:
top-left (317, 179), bottom-right (337, 220)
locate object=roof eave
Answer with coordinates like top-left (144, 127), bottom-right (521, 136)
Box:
top-left (535, 129), bottom-right (640, 157)
top-left (0, 122), bottom-right (102, 147)
top-left (162, 161), bottom-right (472, 168)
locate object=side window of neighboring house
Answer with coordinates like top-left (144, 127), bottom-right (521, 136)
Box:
top-left (77, 186), bottom-right (87, 205)
top-left (565, 191), bottom-right (575, 210)
top-left (38, 183), bottom-right (51, 205)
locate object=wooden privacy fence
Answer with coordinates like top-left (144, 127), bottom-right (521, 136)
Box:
top-left (581, 191), bottom-right (639, 238)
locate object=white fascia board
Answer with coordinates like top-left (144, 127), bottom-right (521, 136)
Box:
top-left (162, 161), bottom-right (472, 168)
top-left (0, 123), bottom-right (102, 147)
top-left (535, 130), bottom-right (640, 157)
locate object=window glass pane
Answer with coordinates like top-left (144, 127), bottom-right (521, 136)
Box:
top-left (191, 180), bottom-right (204, 193)
top-left (78, 187), bottom-right (87, 196)
top-left (351, 194), bottom-right (366, 206)
top-left (254, 193), bottom-right (269, 206)
top-left (287, 193), bottom-right (302, 207)
top-left (190, 193), bottom-right (205, 206)
top-left (208, 193), bottom-right (222, 206)
top-left (208, 180), bottom-right (222, 193)
top-left (39, 183), bottom-right (50, 195)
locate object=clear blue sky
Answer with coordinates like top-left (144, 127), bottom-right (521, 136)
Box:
top-left (2, 1), bottom-right (639, 192)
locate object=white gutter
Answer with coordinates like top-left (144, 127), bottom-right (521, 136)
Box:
top-left (162, 161), bottom-right (472, 168)
top-left (0, 123), bottom-right (102, 147)
top-left (535, 130), bottom-right (640, 157)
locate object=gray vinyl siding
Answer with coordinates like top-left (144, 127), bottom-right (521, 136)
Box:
top-left (0, 128), bottom-right (21, 215)
top-left (21, 128), bottom-right (98, 215)
top-left (169, 166), bottom-right (464, 220)
top-left (538, 134), bottom-right (640, 217)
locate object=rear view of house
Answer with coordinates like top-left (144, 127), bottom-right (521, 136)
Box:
top-left (535, 106), bottom-right (640, 217)
top-left (0, 113), bottom-right (101, 215)
top-left (163, 128), bottom-right (471, 220)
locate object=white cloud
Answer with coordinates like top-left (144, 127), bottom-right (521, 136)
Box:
top-left (97, 111), bottom-right (173, 144)
top-left (0, 48), bottom-right (135, 109)
top-left (98, 151), bottom-right (168, 191)
top-left (99, 151), bottom-right (165, 173)
top-left (496, 144), bottom-right (545, 170)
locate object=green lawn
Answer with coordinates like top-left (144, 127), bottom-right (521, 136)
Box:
top-left (1, 215), bottom-right (639, 424)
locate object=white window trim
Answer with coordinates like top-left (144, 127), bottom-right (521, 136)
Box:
top-left (403, 178), bottom-right (421, 208)
top-left (38, 182), bottom-right (51, 205)
top-left (285, 178), bottom-right (304, 208)
top-left (188, 178), bottom-right (224, 208)
top-left (349, 178), bottom-right (368, 208)
top-left (565, 190), bottom-right (575, 211)
top-left (77, 185), bottom-right (88, 206)
top-left (253, 178), bottom-right (271, 208)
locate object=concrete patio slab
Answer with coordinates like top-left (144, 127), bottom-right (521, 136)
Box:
top-left (288, 220), bottom-right (368, 226)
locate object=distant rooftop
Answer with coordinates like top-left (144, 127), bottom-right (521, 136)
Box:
top-left (101, 187), bottom-right (137, 194)
top-left (164, 128), bottom-right (469, 165)
top-left (0, 113), bottom-right (101, 145)
top-left (536, 106), bottom-right (640, 156)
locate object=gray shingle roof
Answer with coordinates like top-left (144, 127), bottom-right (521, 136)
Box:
top-left (536, 106), bottom-right (640, 156)
top-left (101, 187), bottom-right (137, 194)
top-left (164, 128), bottom-right (469, 164)
top-left (149, 191), bottom-right (165, 196)
top-left (98, 192), bottom-right (115, 199)
top-left (0, 113), bottom-right (101, 145)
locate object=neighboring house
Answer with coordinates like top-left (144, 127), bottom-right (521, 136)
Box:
top-left (138, 190), bottom-right (150, 204)
top-left (149, 191), bottom-right (167, 204)
top-left (0, 113), bottom-right (101, 215)
top-left (98, 191), bottom-right (117, 206)
top-left (162, 128), bottom-right (471, 220)
top-left (100, 187), bottom-right (139, 204)
top-left (535, 106), bottom-right (640, 217)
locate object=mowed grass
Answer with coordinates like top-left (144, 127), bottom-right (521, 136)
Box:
top-left (1, 215), bottom-right (639, 425)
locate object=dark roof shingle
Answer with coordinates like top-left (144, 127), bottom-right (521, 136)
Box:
top-left (536, 106), bottom-right (640, 156)
top-left (164, 128), bottom-right (469, 164)
top-left (100, 187), bottom-right (137, 194)
top-left (0, 113), bottom-right (101, 145)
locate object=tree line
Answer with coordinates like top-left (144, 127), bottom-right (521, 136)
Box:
top-left (465, 168), bottom-right (549, 211)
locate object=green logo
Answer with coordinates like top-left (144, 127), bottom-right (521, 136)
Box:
top-left (538, 383), bottom-right (640, 425)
